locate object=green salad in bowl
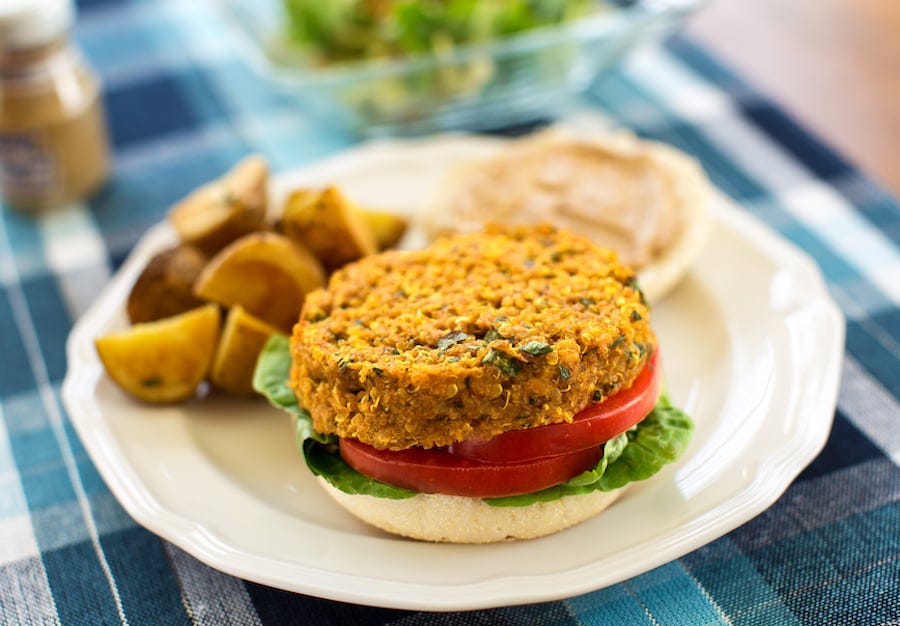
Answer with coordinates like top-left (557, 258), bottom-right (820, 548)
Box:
top-left (284, 0), bottom-right (597, 64)
top-left (221, 0), bottom-right (703, 133)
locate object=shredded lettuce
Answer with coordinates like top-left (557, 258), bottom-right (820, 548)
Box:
top-left (254, 335), bottom-right (693, 507)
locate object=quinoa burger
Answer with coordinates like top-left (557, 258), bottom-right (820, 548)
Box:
top-left (254, 224), bottom-right (693, 543)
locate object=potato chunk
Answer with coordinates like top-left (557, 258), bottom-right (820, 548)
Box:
top-left (169, 155), bottom-right (268, 255)
top-left (95, 304), bottom-right (221, 403)
top-left (210, 306), bottom-right (283, 395)
top-left (193, 232), bottom-right (325, 333)
top-left (358, 208), bottom-right (408, 250)
top-left (281, 186), bottom-right (377, 272)
top-left (127, 245), bottom-right (207, 324)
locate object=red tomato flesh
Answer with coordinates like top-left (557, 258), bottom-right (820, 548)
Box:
top-left (337, 351), bottom-right (661, 498)
top-left (448, 350), bottom-right (661, 464)
top-left (339, 438), bottom-right (603, 498)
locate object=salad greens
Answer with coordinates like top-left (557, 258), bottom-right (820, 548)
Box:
top-left (284, 0), bottom-right (596, 64)
top-left (254, 334), bottom-right (693, 507)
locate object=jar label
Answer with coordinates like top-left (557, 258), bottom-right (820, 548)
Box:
top-left (0, 132), bottom-right (59, 200)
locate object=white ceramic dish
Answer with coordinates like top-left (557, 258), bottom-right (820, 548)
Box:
top-left (63, 136), bottom-right (844, 611)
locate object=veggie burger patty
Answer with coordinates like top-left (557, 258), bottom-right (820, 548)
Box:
top-left (290, 224), bottom-right (655, 451)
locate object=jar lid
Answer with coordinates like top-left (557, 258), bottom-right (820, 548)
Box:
top-left (0, 0), bottom-right (74, 51)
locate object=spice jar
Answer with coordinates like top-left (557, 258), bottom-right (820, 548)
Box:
top-left (0, 0), bottom-right (110, 211)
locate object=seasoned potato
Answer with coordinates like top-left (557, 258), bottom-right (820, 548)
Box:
top-left (95, 304), bottom-right (221, 403)
top-left (210, 306), bottom-right (283, 395)
top-left (281, 186), bottom-right (378, 272)
top-left (193, 232), bottom-right (325, 332)
top-left (126, 245), bottom-right (208, 324)
top-left (358, 208), bottom-right (408, 250)
top-left (169, 155), bottom-right (268, 255)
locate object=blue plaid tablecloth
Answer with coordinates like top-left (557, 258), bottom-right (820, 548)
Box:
top-left (2, 0), bottom-right (899, 624)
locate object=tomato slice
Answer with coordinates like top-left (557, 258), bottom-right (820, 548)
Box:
top-left (339, 438), bottom-right (603, 498)
top-left (448, 350), bottom-right (661, 464)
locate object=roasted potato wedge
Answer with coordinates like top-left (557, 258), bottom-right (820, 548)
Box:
top-left (358, 208), bottom-right (408, 250)
top-left (95, 304), bottom-right (221, 403)
top-left (193, 232), bottom-right (325, 332)
top-left (126, 245), bottom-right (207, 324)
top-left (281, 186), bottom-right (378, 272)
top-left (169, 155), bottom-right (268, 255)
top-left (210, 306), bottom-right (283, 395)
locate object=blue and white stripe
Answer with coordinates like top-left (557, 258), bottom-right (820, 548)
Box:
top-left (0, 0), bottom-right (896, 623)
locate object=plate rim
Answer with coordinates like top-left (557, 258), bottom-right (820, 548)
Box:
top-left (62, 136), bottom-right (844, 611)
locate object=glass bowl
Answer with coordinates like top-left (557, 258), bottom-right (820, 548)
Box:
top-left (219, 0), bottom-right (705, 135)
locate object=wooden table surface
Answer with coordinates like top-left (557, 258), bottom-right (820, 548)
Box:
top-left (685, 0), bottom-right (900, 197)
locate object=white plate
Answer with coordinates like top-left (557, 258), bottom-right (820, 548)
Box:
top-left (63, 136), bottom-right (844, 611)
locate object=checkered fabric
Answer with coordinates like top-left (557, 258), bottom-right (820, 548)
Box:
top-left (1, 0), bottom-right (898, 624)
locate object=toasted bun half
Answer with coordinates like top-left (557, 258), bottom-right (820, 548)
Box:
top-left (423, 128), bottom-right (712, 304)
top-left (318, 478), bottom-right (625, 543)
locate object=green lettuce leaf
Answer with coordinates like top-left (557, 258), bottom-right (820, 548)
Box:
top-left (485, 394), bottom-right (693, 507)
top-left (302, 438), bottom-right (415, 499)
top-left (253, 335), bottom-right (412, 499)
top-left (253, 335), bottom-right (693, 506)
top-left (253, 334), bottom-right (335, 445)
top-left (594, 394), bottom-right (695, 491)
